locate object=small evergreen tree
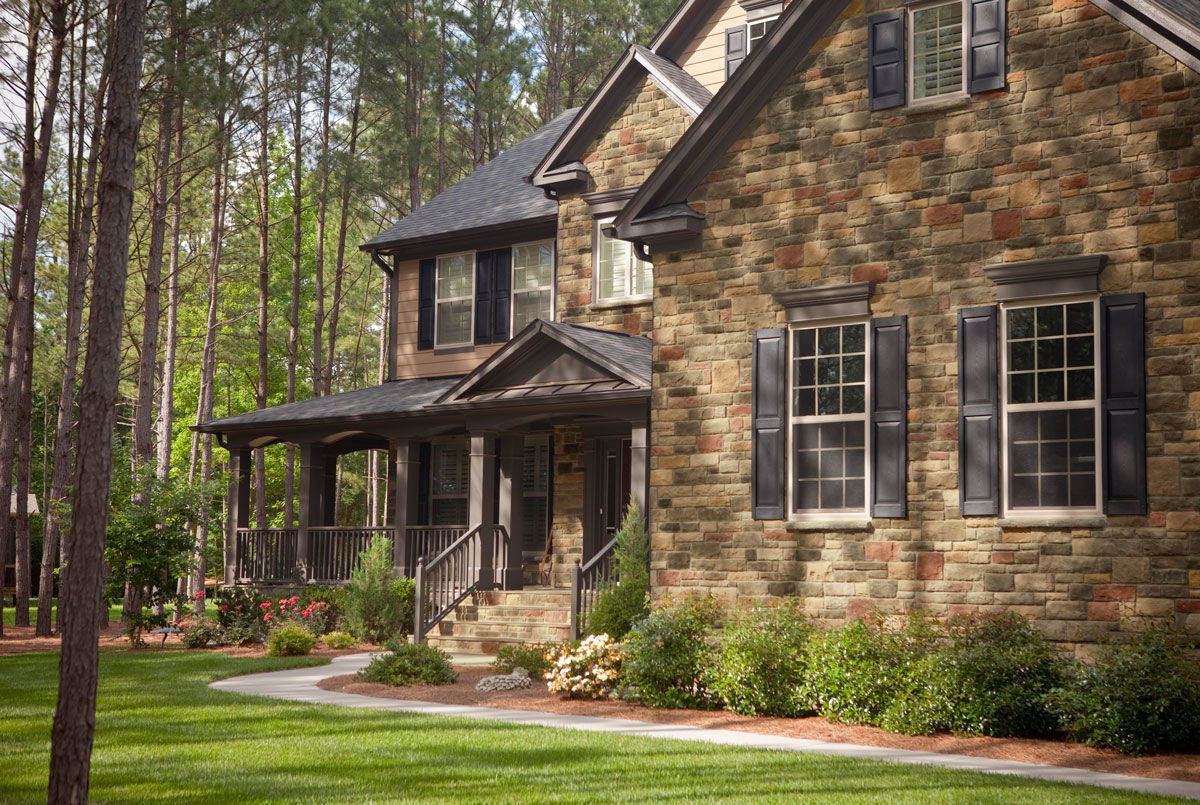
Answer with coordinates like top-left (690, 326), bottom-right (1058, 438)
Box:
top-left (343, 537), bottom-right (415, 644)
top-left (586, 502), bottom-right (650, 639)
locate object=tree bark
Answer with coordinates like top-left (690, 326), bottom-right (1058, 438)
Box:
top-left (327, 72), bottom-right (362, 396)
top-left (312, 39), bottom-right (333, 397)
top-left (285, 46), bottom-right (304, 527)
top-left (47, 0), bottom-right (146, 797)
top-left (255, 34), bottom-right (271, 528)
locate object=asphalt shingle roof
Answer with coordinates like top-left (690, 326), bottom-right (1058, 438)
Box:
top-left (196, 377), bottom-right (461, 433)
top-left (632, 45), bottom-right (713, 114)
top-left (362, 109), bottom-right (580, 251)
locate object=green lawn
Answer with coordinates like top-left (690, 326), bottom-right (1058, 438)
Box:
top-left (0, 650), bottom-right (1187, 804)
top-left (2, 602), bottom-right (124, 627)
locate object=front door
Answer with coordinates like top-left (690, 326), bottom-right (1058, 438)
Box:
top-left (592, 437), bottom-right (631, 555)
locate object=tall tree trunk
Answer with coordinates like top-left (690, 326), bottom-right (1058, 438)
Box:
top-left (405, 2), bottom-right (424, 211)
top-left (0, 0), bottom-right (68, 636)
top-left (254, 35), bottom-right (270, 528)
top-left (47, 0), bottom-right (146, 797)
top-left (312, 40), bottom-right (333, 397)
top-left (13, 355), bottom-right (33, 626)
top-left (327, 74), bottom-right (361, 396)
top-left (285, 47), bottom-right (304, 527)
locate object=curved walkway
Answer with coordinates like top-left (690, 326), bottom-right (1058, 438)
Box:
top-left (211, 653), bottom-right (1200, 801)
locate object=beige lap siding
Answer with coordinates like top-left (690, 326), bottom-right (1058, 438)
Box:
top-left (393, 259), bottom-right (504, 378)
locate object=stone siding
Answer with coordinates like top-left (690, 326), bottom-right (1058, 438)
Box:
top-left (649, 0), bottom-right (1200, 640)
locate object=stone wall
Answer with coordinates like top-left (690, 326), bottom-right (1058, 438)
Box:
top-left (649, 0), bottom-right (1200, 640)
top-left (548, 425), bottom-right (586, 588)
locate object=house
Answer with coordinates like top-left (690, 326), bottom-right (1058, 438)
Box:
top-left (199, 0), bottom-right (1200, 647)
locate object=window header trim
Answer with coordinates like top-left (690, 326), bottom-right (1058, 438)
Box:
top-left (983, 255), bottom-right (1107, 302)
top-left (773, 281), bottom-right (874, 323)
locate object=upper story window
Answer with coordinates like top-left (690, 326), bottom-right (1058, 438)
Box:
top-left (867, 0), bottom-right (1006, 111)
top-left (725, 10), bottom-right (779, 79)
top-left (910, 1), bottom-right (964, 101)
top-left (595, 218), bottom-right (651, 302)
top-left (436, 252), bottom-right (474, 347)
top-left (512, 240), bottom-right (555, 333)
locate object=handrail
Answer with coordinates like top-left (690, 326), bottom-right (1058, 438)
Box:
top-left (414, 523), bottom-right (492, 643)
top-left (570, 536), bottom-right (619, 640)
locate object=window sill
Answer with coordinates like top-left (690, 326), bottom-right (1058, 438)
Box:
top-left (905, 94), bottom-right (970, 115)
top-left (786, 519), bottom-right (872, 532)
top-left (433, 344), bottom-right (475, 355)
top-left (998, 517), bottom-right (1107, 530)
top-left (591, 296), bottom-right (652, 310)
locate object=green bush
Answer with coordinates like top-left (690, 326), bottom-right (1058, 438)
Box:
top-left (357, 639), bottom-right (457, 686)
top-left (800, 611), bottom-right (942, 726)
top-left (491, 642), bottom-right (557, 676)
top-left (320, 631), bottom-right (358, 649)
top-left (621, 595), bottom-right (721, 710)
top-left (266, 623), bottom-right (318, 656)
top-left (881, 613), bottom-right (1067, 737)
top-left (301, 585), bottom-right (348, 633)
top-left (586, 503), bottom-right (650, 640)
top-left (214, 587), bottom-right (268, 644)
top-left (180, 617), bottom-right (223, 648)
top-left (704, 599), bottom-right (812, 717)
top-left (344, 538), bottom-right (415, 644)
top-left (1051, 624), bottom-right (1200, 755)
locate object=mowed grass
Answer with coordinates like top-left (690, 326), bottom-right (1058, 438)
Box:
top-left (0, 650), bottom-right (1189, 805)
top-left (2, 602), bottom-right (124, 627)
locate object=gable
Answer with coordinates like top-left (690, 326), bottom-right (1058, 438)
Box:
top-left (474, 342), bottom-right (613, 391)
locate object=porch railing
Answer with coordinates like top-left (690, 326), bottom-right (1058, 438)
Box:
top-left (570, 536), bottom-right (618, 640)
top-left (404, 525), bottom-right (467, 571)
top-left (308, 527), bottom-right (391, 583)
top-left (413, 524), bottom-right (509, 643)
top-left (234, 528), bottom-right (299, 584)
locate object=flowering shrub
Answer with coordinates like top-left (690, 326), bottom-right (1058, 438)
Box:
top-left (179, 616), bottom-right (223, 648)
top-left (214, 588), bottom-right (268, 644)
top-left (260, 595), bottom-right (330, 635)
top-left (545, 635), bottom-right (622, 699)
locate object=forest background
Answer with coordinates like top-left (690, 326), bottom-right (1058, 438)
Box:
top-left (0, 0), bottom-right (673, 637)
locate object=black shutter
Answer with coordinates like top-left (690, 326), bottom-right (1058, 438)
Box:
top-left (492, 247), bottom-right (512, 342)
top-left (1101, 294), bottom-right (1146, 515)
top-left (871, 316), bottom-right (908, 518)
top-left (417, 441), bottom-right (431, 525)
top-left (752, 328), bottom-right (787, 519)
top-left (725, 26), bottom-right (746, 80)
top-left (417, 258), bottom-right (435, 350)
top-left (474, 250), bottom-right (493, 345)
top-left (967, 0), bottom-right (1006, 94)
top-left (958, 306), bottom-right (999, 515)
top-left (868, 11), bottom-right (906, 110)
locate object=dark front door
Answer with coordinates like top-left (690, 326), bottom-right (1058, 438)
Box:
top-left (593, 437), bottom-right (631, 553)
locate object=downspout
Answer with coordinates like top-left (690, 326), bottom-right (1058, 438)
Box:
top-left (633, 241), bottom-right (652, 263)
top-left (370, 251), bottom-right (397, 382)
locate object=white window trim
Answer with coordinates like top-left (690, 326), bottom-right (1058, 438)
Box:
top-left (593, 217), bottom-right (652, 304)
top-left (511, 238), bottom-right (556, 331)
top-left (746, 14), bottom-right (779, 51)
top-left (787, 316), bottom-right (872, 521)
top-left (906, 0), bottom-right (968, 109)
top-left (434, 251), bottom-right (476, 348)
top-left (999, 296), bottom-right (1102, 518)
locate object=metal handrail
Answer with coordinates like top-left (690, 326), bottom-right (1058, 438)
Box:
top-left (413, 523), bottom-right (508, 643)
top-left (570, 536), bottom-right (619, 640)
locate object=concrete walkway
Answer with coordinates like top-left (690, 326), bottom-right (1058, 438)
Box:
top-left (211, 653), bottom-right (1200, 801)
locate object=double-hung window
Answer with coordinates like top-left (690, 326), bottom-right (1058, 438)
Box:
top-left (435, 252), bottom-right (474, 347)
top-left (595, 218), bottom-right (652, 302)
top-left (867, 0), bottom-right (1006, 110)
top-left (725, 5), bottom-right (780, 78)
top-left (512, 240), bottom-right (555, 332)
top-left (1002, 300), bottom-right (1099, 513)
top-left (791, 322), bottom-right (869, 514)
top-left (429, 438), bottom-right (470, 525)
top-left (751, 284), bottom-right (908, 521)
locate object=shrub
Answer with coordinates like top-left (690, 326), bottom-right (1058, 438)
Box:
top-left (882, 613), bottom-right (1067, 737)
top-left (344, 538), bottom-right (415, 644)
top-left (704, 598), bottom-right (812, 717)
top-left (357, 639), bottom-right (457, 686)
top-left (491, 642), bottom-right (557, 676)
top-left (214, 587), bottom-right (268, 644)
top-left (302, 585), bottom-right (348, 632)
top-left (800, 611), bottom-right (943, 726)
top-left (180, 616), bottom-right (223, 649)
top-left (545, 634), bottom-right (623, 699)
top-left (320, 631), bottom-right (358, 649)
top-left (266, 623), bottom-right (318, 656)
top-left (586, 503), bottom-right (650, 640)
top-left (1051, 624), bottom-right (1200, 756)
top-left (260, 595), bottom-right (330, 635)
top-left (621, 595), bottom-right (721, 710)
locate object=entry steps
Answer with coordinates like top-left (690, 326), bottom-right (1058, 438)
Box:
top-left (425, 586), bottom-right (573, 655)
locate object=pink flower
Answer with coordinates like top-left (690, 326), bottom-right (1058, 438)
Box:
top-left (263, 613), bottom-right (271, 621)
top-left (259, 602), bottom-right (271, 609)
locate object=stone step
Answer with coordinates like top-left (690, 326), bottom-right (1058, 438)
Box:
top-left (431, 617), bottom-right (571, 644)
top-left (426, 634), bottom-right (554, 657)
top-left (423, 584), bottom-right (575, 652)
top-left (473, 587), bottom-right (571, 608)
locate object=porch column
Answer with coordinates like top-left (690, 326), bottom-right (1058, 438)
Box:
top-left (322, 452), bottom-right (338, 526)
top-left (391, 439), bottom-right (421, 577)
top-left (469, 431), bottom-right (497, 590)
top-left (630, 419), bottom-right (649, 521)
top-left (225, 442), bottom-right (252, 585)
top-left (297, 441), bottom-right (326, 583)
top-left (498, 435), bottom-right (524, 590)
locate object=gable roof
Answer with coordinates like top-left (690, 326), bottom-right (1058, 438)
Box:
top-left (361, 108), bottom-right (579, 255)
top-left (530, 0), bottom-right (723, 193)
top-left (436, 320), bottom-right (652, 406)
top-left (614, 0), bottom-right (1200, 251)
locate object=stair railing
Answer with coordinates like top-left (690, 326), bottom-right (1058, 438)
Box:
top-left (569, 536), bottom-right (618, 640)
top-left (413, 524), bottom-right (509, 644)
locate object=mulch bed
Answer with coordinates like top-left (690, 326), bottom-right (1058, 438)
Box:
top-left (318, 666), bottom-right (1200, 785)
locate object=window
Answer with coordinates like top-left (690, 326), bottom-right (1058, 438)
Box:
top-left (435, 252), bottom-right (474, 347)
top-left (521, 435), bottom-right (551, 554)
top-left (790, 322), bottom-right (869, 514)
top-left (595, 219), bottom-right (651, 302)
top-left (726, 4), bottom-right (780, 78)
top-left (909, 1), bottom-right (964, 102)
top-left (512, 240), bottom-right (554, 333)
top-left (429, 438), bottom-right (470, 525)
top-left (1001, 300), bottom-right (1099, 513)
top-left (747, 15), bottom-right (777, 49)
